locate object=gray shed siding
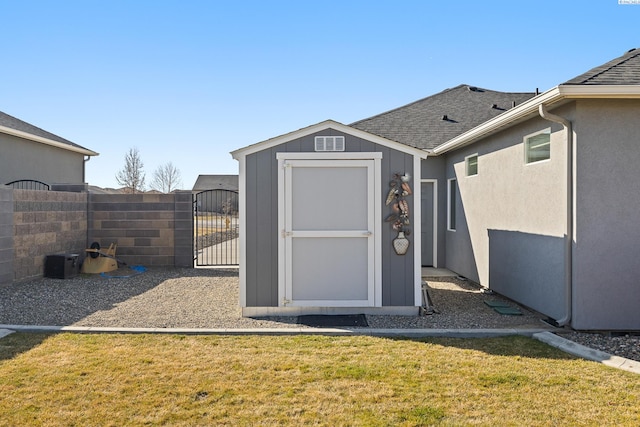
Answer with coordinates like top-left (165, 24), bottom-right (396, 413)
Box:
top-left (244, 128), bottom-right (415, 307)
top-left (443, 112), bottom-right (569, 320)
top-left (0, 133), bottom-right (85, 185)
top-left (572, 99), bottom-right (640, 330)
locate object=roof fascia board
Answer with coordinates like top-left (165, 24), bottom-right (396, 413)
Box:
top-left (231, 119), bottom-right (428, 159)
top-left (433, 85), bottom-right (640, 154)
top-left (558, 84), bottom-right (640, 97)
top-left (0, 125), bottom-right (99, 156)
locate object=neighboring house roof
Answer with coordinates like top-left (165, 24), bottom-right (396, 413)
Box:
top-left (350, 85), bottom-right (535, 151)
top-left (0, 110), bottom-right (98, 156)
top-left (193, 175), bottom-right (239, 192)
top-left (433, 48), bottom-right (640, 155)
top-left (564, 48), bottom-right (640, 85)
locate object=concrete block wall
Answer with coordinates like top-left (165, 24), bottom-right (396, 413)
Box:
top-left (0, 186), bottom-right (14, 285)
top-left (88, 191), bottom-right (193, 267)
top-left (13, 189), bottom-right (87, 281)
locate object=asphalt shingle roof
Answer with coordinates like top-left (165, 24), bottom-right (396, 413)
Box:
top-left (350, 85), bottom-right (535, 150)
top-left (192, 175), bottom-right (238, 192)
top-left (564, 48), bottom-right (640, 85)
top-left (0, 110), bottom-right (93, 152)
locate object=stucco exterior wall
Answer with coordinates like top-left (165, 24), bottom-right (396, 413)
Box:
top-left (0, 133), bottom-right (85, 185)
top-left (572, 99), bottom-right (640, 330)
top-left (444, 109), bottom-right (570, 319)
top-left (244, 128), bottom-right (416, 308)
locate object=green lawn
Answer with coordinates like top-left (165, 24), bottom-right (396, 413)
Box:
top-left (0, 333), bottom-right (638, 426)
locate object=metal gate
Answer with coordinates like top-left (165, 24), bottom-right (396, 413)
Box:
top-left (193, 189), bottom-right (239, 266)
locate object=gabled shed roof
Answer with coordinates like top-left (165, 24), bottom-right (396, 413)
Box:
top-left (0, 110), bottom-right (98, 156)
top-left (231, 120), bottom-right (428, 159)
top-left (564, 48), bottom-right (640, 85)
top-left (350, 85), bottom-right (535, 151)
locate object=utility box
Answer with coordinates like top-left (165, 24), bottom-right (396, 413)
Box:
top-left (44, 254), bottom-right (80, 279)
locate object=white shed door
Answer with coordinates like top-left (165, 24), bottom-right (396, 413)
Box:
top-left (282, 159), bottom-right (376, 306)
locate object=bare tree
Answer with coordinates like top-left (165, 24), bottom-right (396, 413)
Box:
top-left (151, 162), bottom-right (182, 193)
top-left (115, 147), bottom-right (146, 193)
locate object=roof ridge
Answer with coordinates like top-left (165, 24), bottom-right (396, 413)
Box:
top-left (581, 48), bottom-right (640, 84)
top-left (349, 84), bottom-right (467, 126)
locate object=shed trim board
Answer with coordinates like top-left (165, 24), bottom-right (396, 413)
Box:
top-left (413, 154), bottom-right (424, 304)
top-left (236, 153), bottom-right (247, 307)
top-left (277, 153), bottom-right (382, 307)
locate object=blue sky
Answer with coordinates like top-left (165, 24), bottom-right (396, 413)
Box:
top-left (2, 0), bottom-right (639, 189)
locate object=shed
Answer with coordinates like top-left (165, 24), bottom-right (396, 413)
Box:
top-left (232, 120), bottom-right (428, 316)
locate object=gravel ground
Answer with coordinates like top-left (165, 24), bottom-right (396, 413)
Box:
top-left (0, 267), bottom-right (637, 362)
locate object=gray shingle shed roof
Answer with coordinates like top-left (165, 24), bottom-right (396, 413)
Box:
top-left (0, 110), bottom-right (97, 155)
top-left (564, 48), bottom-right (640, 85)
top-left (350, 85), bottom-right (535, 151)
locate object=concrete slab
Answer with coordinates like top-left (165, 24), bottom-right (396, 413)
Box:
top-left (422, 267), bottom-right (457, 277)
top-left (0, 329), bottom-right (15, 339)
top-left (0, 324), bottom-right (549, 338)
top-left (196, 238), bottom-right (238, 265)
top-left (534, 332), bottom-right (640, 375)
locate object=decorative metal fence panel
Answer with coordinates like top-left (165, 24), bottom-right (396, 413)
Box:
top-left (5, 180), bottom-right (50, 190)
top-left (193, 189), bottom-right (239, 266)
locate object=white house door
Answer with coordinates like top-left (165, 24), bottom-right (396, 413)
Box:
top-left (281, 159), bottom-right (377, 307)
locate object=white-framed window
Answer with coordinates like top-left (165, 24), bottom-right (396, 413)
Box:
top-left (465, 154), bottom-right (478, 176)
top-left (447, 178), bottom-right (457, 231)
top-left (524, 128), bottom-right (551, 164)
top-left (314, 136), bottom-right (345, 152)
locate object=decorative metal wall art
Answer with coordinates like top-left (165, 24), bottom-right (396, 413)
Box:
top-left (385, 173), bottom-right (411, 255)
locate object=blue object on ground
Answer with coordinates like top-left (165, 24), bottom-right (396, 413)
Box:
top-left (100, 265), bottom-right (147, 279)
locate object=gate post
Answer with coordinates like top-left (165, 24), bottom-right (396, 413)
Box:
top-left (174, 191), bottom-right (194, 267)
top-left (0, 186), bottom-right (13, 285)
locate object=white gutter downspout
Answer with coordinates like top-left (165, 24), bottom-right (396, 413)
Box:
top-left (538, 104), bottom-right (572, 327)
top-left (83, 156), bottom-right (91, 183)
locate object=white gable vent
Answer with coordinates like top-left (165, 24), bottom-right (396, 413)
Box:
top-left (315, 136), bottom-right (345, 152)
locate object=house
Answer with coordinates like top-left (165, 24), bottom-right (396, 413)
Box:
top-left (232, 48), bottom-right (640, 330)
top-left (192, 174), bottom-right (239, 192)
top-left (423, 48), bottom-right (640, 331)
top-left (1, 111), bottom-right (98, 188)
